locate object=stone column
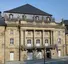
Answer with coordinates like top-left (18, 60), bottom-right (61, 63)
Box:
top-left (50, 31), bottom-right (53, 45)
top-left (42, 30), bottom-right (44, 46)
top-left (33, 30), bottom-right (35, 59)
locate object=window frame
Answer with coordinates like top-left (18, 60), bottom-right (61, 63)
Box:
top-left (27, 39), bottom-right (31, 44)
top-left (10, 38), bottom-right (14, 44)
top-left (58, 38), bottom-right (61, 44)
top-left (45, 39), bottom-right (48, 43)
top-left (36, 39), bottom-right (40, 44)
top-left (9, 14), bottom-right (13, 19)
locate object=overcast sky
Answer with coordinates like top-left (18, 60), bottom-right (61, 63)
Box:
top-left (0, 0), bottom-right (68, 21)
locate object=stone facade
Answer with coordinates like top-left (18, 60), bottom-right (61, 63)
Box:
top-left (0, 4), bottom-right (67, 64)
top-left (0, 20), bottom-right (66, 64)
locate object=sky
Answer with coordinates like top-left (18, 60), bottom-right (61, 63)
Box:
top-left (0, 0), bottom-right (68, 21)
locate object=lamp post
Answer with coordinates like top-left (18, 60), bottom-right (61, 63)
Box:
top-left (18, 19), bottom-right (21, 61)
top-left (44, 43), bottom-right (48, 64)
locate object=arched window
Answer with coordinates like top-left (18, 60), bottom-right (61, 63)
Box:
top-left (36, 39), bottom-right (40, 44)
top-left (45, 39), bottom-right (48, 43)
top-left (9, 14), bottom-right (13, 19)
top-left (10, 38), bottom-right (14, 44)
top-left (27, 39), bottom-right (31, 44)
top-left (27, 39), bottom-right (31, 47)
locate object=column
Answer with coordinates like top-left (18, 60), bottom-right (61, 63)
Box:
top-left (42, 30), bottom-right (44, 46)
top-left (23, 30), bottom-right (25, 48)
top-left (50, 31), bottom-right (53, 45)
top-left (33, 30), bottom-right (35, 59)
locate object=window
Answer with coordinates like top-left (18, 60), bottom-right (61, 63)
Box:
top-left (27, 39), bottom-right (31, 47)
top-left (22, 15), bottom-right (26, 20)
top-left (9, 14), bottom-right (13, 19)
top-left (45, 39), bottom-right (48, 46)
top-left (36, 39), bottom-right (40, 44)
top-left (58, 38), bottom-right (61, 44)
top-left (10, 29), bottom-right (14, 34)
top-left (10, 51), bottom-right (14, 60)
top-left (46, 17), bottom-right (50, 21)
top-left (45, 39), bottom-right (48, 43)
top-left (36, 39), bottom-right (40, 46)
top-left (27, 39), bottom-right (31, 44)
top-left (10, 38), bottom-right (14, 44)
top-left (35, 16), bottom-right (39, 21)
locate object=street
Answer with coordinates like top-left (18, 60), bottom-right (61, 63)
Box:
top-left (24, 57), bottom-right (68, 64)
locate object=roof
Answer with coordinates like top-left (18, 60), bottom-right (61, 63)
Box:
top-left (65, 30), bottom-right (68, 34)
top-left (4, 4), bottom-right (52, 16)
top-left (63, 20), bottom-right (68, 25)
top-left (0, 17), bottom-right (6, 26)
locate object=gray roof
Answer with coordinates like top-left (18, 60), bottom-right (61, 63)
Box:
top-left (63, 20), bottom-right (68, 25)
top-left (4, 4), bottom-right (52, 16)
top-left (0, 17), bottom-right (6, 26)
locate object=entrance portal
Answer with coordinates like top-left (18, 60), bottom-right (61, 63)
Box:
top-left (46, 48), bottom-right (51, 58)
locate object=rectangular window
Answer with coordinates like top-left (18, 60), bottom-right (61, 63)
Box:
top-left (10, 51), bottom-right (14, 61)
top-left (58, 38), bottom-right (61, 44)
top-left (10, 38), bottom-right (14, 44)
top-left (45, 39), bottom-right (48, 46)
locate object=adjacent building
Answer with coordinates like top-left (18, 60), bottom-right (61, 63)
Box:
top-left (0, 4), bottom-right (66, 64)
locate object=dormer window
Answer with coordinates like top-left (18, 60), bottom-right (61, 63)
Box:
top-left (46, 17), bottom-right (50, 21)
top-left (9, 14), bottom-right (13, 19)
top-left (22, 15), bottom-right (26, 20)
top-left (35, 16), bottom-right (39, 21)
top-left (17, 15), bottom-right (20, 20)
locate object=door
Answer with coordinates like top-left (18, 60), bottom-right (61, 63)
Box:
top-left (10, 52), bottom-right (14, 60)
top-left (46, 48), bottom-right (51, 58)
top-left (58, 50), bottom-right (61, 57)
top-left (36, 52), bottom-right (43, 59)
top-left (27, 52), bottom-right (33, 60)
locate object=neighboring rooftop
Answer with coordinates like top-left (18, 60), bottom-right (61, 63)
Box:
top-left (4, 4), bottom-right (52, 16)
top-left (63, 20), bottom-right (68, 25)
top-left (0, 17), bottom-right (6, 26)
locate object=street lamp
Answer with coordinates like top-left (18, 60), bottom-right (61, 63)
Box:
top-left (44, 43), bottom-right (48, 64)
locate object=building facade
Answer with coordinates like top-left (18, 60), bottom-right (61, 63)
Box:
top-left (0, 4), bottom-right (66, 64)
